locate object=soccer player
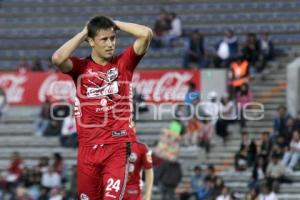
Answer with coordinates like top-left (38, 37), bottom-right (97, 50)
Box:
top-left (124, 142), bottom-right (153, 200)
top-left (52, 16), bottom-right (152, 200)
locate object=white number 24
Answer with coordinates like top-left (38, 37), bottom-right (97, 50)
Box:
top-left (106, 178), bottom-right (120, 192)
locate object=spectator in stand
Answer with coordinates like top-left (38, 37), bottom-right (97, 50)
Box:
top-left (282, 118), bottom-right (295, 145)
top-left (41, 166), bottom-right (61, 191)
top-left (152, 9), bottom-right (171, 48)
top-left (203, 91), bottom-right (219, 125)
top-left (249, 156), bottom-right (267, 190)
top-left (258, 131), bottom-right (273, 161)
top-left (228, 56), bottom-right (250, 98)
top-left (214, 29), bottom-right (238, 68)
top-left (215, 95), bottom-right (237, 144)
top-left (185, 82), bottom-right (200, 105)
top-left (196, 177), bottom-right (214, 200)
top-left (182, 30), bottom-right (206, 69)
top-left (60, 113), bottom-right (77, 148)
top-left (133, 87), bottom-right (148, 118)
top-left (0, 87), bottom-right (7, 122)
top-left (242, 33), bottom-right (260, 68)
top-left (246, 188), bottom-right (259, 200)
top-left (266, 153), bottom-right (291, 192)
top-left (234, 145), bottom-right (248, 171)
top-left (35, 97), bottom-right (51, 136)
top-left (183, 115), bottom-right (202, 147)
top-left (236, 83), bottom-right (253, 128)
top-left (37, 156), bottom-right (50, 174)
top-left (190, 166), bottom-right (204, 200)
top-left (198, 118), bottom-right (214, 153)
top-left (216, 187), bottom-right (232, 200)
top-left (52, 153), bottom-right (65, 176)
top-left (282, 131), bottom-right (300, 172)
top-left (240, 131), bottom-right (257, 166)
top-left (17, 57), bottom-right (31, 74)
top-left (155, 159), bottom-right (182, 200)
top-left (257, 32), bottom-right (275, 73)
top-left (258, 184), bottom-right (278, 200)
top-left (14, 186), bottom-right (32, 200)
top-left (161, 12), bottom-right (182, 46)
top-left (272, 105), bottom-right (292, 143)
top-left (31, 57), bottom-right (44, 71)
top-left (271, 135), bottom-right (287, 159)
top-left (4, 152), bottom-right (23, 185)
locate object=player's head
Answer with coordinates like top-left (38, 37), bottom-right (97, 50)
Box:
top-left (87, 16), bottom-right (117, 60)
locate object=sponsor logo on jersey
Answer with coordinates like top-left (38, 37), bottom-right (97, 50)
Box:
top-left (112, 130), bottom-right (127, 137)
top-left (80, 193), bottom-right (89, 200)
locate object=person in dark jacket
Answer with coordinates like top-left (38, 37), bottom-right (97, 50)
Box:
top-left (155, 159), bottom-right (182, 200)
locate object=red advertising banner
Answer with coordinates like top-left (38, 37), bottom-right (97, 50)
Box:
top-left (133, 69), bottom-right (200, 103)
top-left (0, 70), bottom-right (200, 105)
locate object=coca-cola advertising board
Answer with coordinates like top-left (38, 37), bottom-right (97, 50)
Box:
top-left (0, 70), bottom-right (200, 105)
top-left (133, 69), bottom-right (200, 103)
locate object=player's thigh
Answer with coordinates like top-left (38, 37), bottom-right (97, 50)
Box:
top-left (77, 147), bottom-right (102, 200)
top-left (102, 143), bottom-right (129, 200)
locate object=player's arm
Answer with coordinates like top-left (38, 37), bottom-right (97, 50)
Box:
top-left (144, 168), bottom-right (154, 200)
top-left (51, 26), bottom-right (87, 73)
top-left (114, 20), bottom-right (153, 55)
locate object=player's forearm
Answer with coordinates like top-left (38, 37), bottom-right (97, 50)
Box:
top-left (114, 20), bottom-right (153, 40)
top-left (144, 169), bottom-right (154, 200)
top-left (52, 29), bottom-right (87, 66)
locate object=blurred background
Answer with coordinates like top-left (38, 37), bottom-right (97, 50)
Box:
top-left (0, 0), bottom-right (300, 199)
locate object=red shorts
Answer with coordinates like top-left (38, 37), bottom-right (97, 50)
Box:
top-left (123, 187), bottom-right (142, 200)
top-left (77, 143), bottom-right (130, 200)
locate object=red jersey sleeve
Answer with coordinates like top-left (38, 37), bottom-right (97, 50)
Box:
top-left (119, 46), bottom-right (144, 73)
top-left (141, 144), bottom-right (153, 169)
top-left (67, 57), bottom-right (86, 81)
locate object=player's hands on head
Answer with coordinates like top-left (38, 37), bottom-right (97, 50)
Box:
top-left (81, 25), bottom-right (88, 42)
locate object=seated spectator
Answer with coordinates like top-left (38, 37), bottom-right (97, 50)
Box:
top-left (184, 82), bottom-right (200, 105)
top-left (258, 131), bottom-right (273, 161)
top-left (14, 186), bottom-right (32, 200)
top-left (228, 56), bottom-right (250, 98)
top-left (35, 97), bottom-right (51, 136)
top-left (37, 156), bottom-right (50, 173)
top-left (249, 156), bottom-right (267, 190)
top-left (31, 57), bottom-right (44, 71)
top-left (216, 187), bottom-right (232, 200)
top-left (161, 12), bottom-right (182, 46)
top-left (52, 153), bottom-right (65, 176)
top-left (41, 166), bottom-right (61, 191)
top-left (133, 88), bottom-right (148, 117)
top-left (258, 184), bottom-right (278, 200)
top-left (190, 166), bottom-right (204, 199)
top-left (242, 33), bottom-right (260, 68)
top-left (183, 115), bottom-right (202, 147)
top-left (182, 30), bottom-right (206, 69)
top-left (0, 87), bottom-right (7, 122)
top-left (234, 146), bottom-right (248, 171)
top-left (246, 188), bottom-right (259, 200)
top-left (236, 83), bottom-right (253, 128)
top-left (257, 32), bottom-right (275, 73)
top-left (240, 131), bottom-right (257, 166)
top-left (17, 57), bottom-right (31, 74)
top-left (281, 118), bottom-right (295, 145)
top-left (152, 9), bottom-right (171, 48)
top-left (214, 29), bottom-right (238, 68)
top-left (272, 105), bottom-right (292, 143)
top-left (266, 153), bottom-right (291, 192)
top-left (4, 152), bottom-right (23, 184)
top-left (271, 135), bottom-right (287, 159)
top-left (282, 131), bottom-right (300, 172)
top-left (205, 165), bottom-right (218, 182)
top-left (199, 118), bottom-right (214, 153)
top-left (60, 114), bottom-right (77, 148)
top-left (203, 91), bottom-right (219, 124)
top-left (215, 95), bottom-right (237, 144)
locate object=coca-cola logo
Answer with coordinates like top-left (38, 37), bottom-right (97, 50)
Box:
top-left (133, 71), bottom-right (197, 102)
top-left (39, 74), bottom-right (75, 102)
top-left (0, 74), bottom-right (27, 103)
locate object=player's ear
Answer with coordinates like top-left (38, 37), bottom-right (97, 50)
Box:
top-left (87, 37), bottom-right (95, 48)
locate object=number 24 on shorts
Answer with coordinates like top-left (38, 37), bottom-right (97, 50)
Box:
top-left (106, 178), bottom-right (121, 192)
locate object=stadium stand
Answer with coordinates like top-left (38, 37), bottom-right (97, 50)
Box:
top-left (0, 0), bottom-right (300, 199)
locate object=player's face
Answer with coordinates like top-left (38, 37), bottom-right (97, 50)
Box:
top-left (89, 28), bottom-right (116, 60)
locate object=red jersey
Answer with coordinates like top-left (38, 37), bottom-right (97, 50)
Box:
top-left (127, 142), bottom-right (153, 190)
top-left (68, 46), bottom-right (143, 146)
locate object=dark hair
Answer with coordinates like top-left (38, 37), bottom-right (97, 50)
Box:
top-left (87, 16), bottom-right (116, 38)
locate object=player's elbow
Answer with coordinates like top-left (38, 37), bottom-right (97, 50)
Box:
top-left (51, 52), bottom-right (66, 67)
top-left (141, 28), bottom-right (153, 41)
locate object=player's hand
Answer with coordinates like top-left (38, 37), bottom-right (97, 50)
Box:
top-left (80, 25), bottom-right (88, 42)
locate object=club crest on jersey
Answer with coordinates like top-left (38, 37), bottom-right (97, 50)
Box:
top-left (80, 193), bottom-right (89, 200)
top-left (129, 152), bottom-right (137, 163)
top-left (107, 67), bottom-right (118, 82)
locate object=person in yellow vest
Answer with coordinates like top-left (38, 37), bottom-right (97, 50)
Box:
top-left (228, 56), bottom-right (250, 98)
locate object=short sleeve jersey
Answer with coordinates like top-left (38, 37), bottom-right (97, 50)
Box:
top-left (127, 142), bottom-right (153, 189)
top-left (67, 46), bottom-right (143, 146)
